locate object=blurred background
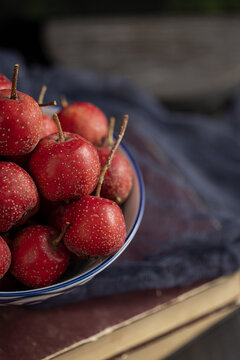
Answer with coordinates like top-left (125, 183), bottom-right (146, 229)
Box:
top-left (1, 2), bottom-right (240, 360)
top-left (1, 0), bottom-right (240, 112)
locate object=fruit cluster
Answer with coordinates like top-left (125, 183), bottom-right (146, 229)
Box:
top-left (0, 65), bottom-right (133, 289)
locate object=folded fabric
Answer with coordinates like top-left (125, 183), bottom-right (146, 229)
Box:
top-left (1, 49), bottom-right (240, 307)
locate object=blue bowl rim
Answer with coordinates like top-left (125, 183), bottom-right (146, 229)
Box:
top-left (0, 141), bottom-right (145, 298)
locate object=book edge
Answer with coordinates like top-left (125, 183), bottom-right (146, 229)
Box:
top-left (43, 271), bottom-right (240, 360)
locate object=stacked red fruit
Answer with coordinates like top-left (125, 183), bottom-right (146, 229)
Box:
top-left (0, 75), bottom-right (11, 90)
top-left (97, 117), bottom-right (133, 204)
top-left (0, 64), bottom-right (133, 290)
top-left (58, 97), bottom-right (108, 146)
top-left (0, 65), bottom-right (42, 156)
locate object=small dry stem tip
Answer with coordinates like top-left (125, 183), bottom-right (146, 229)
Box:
top-left (52, 222), bottom-right (70, 247)
top-left (53, 113), bottom-right (65, 142)
top-left (107, 117), bottom-right (115, 147)
top-left (10, 64), bottom-right (19, 100)
top-left (39, 101), bottom-right (57, 107)
top-left (60, 95), bottom-right (69, 108)
top-left (38, 85), bottom-right (47, 104)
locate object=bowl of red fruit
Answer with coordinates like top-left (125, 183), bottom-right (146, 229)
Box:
top-left (0, 65), bottom-right (145, 305)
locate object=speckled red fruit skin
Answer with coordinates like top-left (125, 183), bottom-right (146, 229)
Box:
top-left (63, 195), bottom-right (126, 257)
top-left (0, 89), bottom-right (43, 156)
top-left (0, 75), bottom-right (11, 90)
top-left (41, 114), bottom-right (58, 139)
top-left (10, 225), bottom-right (70, 288)
top-left (97, 147), bottom-right (133, 204)
top-left (0, 162), bottom-right (39, 233)
top-left (29, 132), bottom-right (100, 201)
top-left (58, 102), bottom-right (108, 146)
top-left (0, 236), bottom-right (11, 279)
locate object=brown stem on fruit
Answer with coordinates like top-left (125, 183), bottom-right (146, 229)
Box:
top-left (107, 117), bottom-right (115, 147)
top-left (53, 113), bottom-right (65, 142)
top-left (95, 114), bottom-right (129, 197)
top-left (60, 95), bottom-right (68, 108)
top-left (39, 101), bottom-right (57, 107)
top-left (38, 85), bottom-right (56, 107)
top-left (52, 222), bottom-right (70, 247)
top-left (115, 196), bottom-right (122, 205)
top-left (38, 85), bottom-right (47, 105)
top-left (10, 64), bottom-right (19, 100)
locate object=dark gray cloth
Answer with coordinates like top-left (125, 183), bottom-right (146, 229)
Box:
top-left (1, 49), bottom-right (240, 306)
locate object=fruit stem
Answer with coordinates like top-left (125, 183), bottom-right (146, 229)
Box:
top-left (10, 64), bottom-right (19, 100)
top-left (60, 95), bottom-right (68, 108)
top-left (107, 117), bottom-right (115, 147)
top-left (53, 113), bottom-right (65, 142)
top-left (52, 222), bottom-right (70, 247)
top-left (95, 114), bottom-right (129, 197)
top-left (39, 101), bottom-right (57, 107)
top-left (38, 85), bottom-right (47, 104)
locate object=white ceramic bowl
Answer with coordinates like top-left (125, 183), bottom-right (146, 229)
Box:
top-left (0, 107), bottom-right (145, 305)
